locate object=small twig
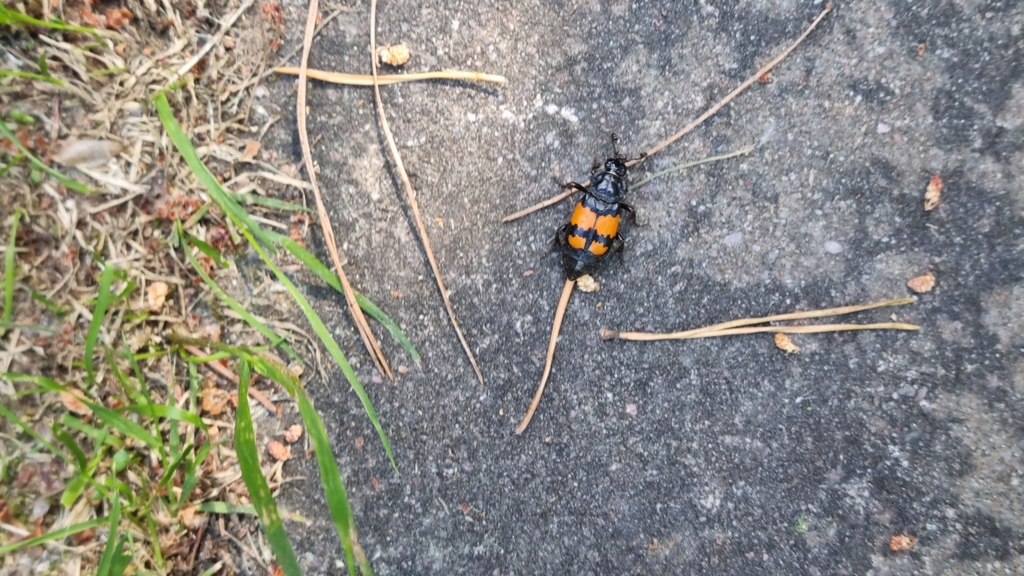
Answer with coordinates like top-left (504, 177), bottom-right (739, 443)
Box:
top-left (607, 323), bottom-right (918, 341)
top-left (632, 144), bottom-right (755, 190)
top-left (501, 2), bottom-right (833, 223)
top-left (516, 278), bottom-right (574, 434)
top-left (370, 0), bottom-right (483, 384)
top-left (273, 67), bottom-right (507, 86)
top-left (600, 297), bottom-right (917, 341)
top-left (163, 0), bottom-right (256, 91)
top-left (642, 3), bottom-right (832, 160)
top-left (298, 0), bottom-right (393, 381)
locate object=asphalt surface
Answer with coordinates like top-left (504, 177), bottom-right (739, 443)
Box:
top-left (260, 0), bottom-right (1024, 573)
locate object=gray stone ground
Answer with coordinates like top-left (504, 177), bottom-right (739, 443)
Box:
top-left (258, 0), bottom-right (1024, 573)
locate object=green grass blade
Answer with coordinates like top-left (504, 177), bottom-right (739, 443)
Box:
top-left (119, 403), bottom-right (207, 430)
top-left (51, 421), bottom-right (87, 470)
top-left (0, 69), bottom-right (64, 85)
top-left (292, 370), bottom-right (361, 575)
top-left (1, 208), bottom-right (22, 337)
top-left (234, 359), bottom-right (304, 576)
top-left (231, 193), bottom-right (313, 213)
top-left (184, 233), bottom-right (227, 268)
top-left (179, 228), bottom-right (299, 363)
top-left (245, 353), bottom-right (361, 575)
top-left (0, 402), bottom-right (70, 466)
top-left (84, 265), bottom-right (117, 382)
top-left (96, 492), bottom-right (131, 576)
top-left (271, 233), bottom-right (420, 365)
top-left (61, 414), bottom-right (124, 448)
top-left (0, 4), bottom-right (102, 36)
top-left (60, 475), bottom-right (90, 509)
top-left (197, 501), bottom-right (256, 515)
top-left (14, 374), bottom-right (162, 450)
top-left (0, 516), bottom-right (108, 555)
top-left (243, 230), bottom-right (396, 470)
top-left (175, 440), bottom-right (212, 512)
top-left (30, 289), bottom-right (67, 315)
top-left (0, 120), bottom-right (92, 193)
top-left (154, 93), bottom-right (275, 253)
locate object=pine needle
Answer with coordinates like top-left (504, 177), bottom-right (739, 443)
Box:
top-left (601, 297), bottom-right (918, 341)
top-left (516, 278), bottom-right (575, 434)
top-left (370, 0), bottom-right (484, 384)
top-left (501, 2), bottom-right (833, 223)
top-left (298, 0), bottom-right (392, 380)
top-left (274, 67), bottom-right (507, 86)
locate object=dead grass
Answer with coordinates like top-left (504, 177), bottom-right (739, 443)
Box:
top-left (0, 0), bottom-right (356, 573)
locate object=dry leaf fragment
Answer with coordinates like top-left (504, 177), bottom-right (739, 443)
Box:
top-left (52, 140), bottom-right (123, 167)
top-left (268, 440), bottom-right (292, 461)
top-left (104, 7), bottom-right (132, 28)
top-left (906, 270), bottom-right (936, 294)
top-left (918, 43), bottom-right (926, 57)
top-left (241, 140), bottom-right (261, 161)
top-left (774, 332), bottom-right (800, 353)
top-left (889, 534), bottom-right (917, 552)
top-left (378, 44), bottom-right (411, 66)
top-left (60, 388), bottom-right (92, 416)
top-left (201, 387), bottom-right (230, 415)
top-left (924, 175), bottom-right (943, 211)
top-left (354, 436), bottom-right (365, 450)
top-left (576, 274), bottom-right (600, 292)
top-left (284, 424), bottom-right (303, 443)
top-left (147, 281), bottom-right (169, 312)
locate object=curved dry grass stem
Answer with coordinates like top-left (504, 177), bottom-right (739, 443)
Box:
top-left (516, 278), bottom-right (575, 435)
top-left (274, 67), bottom-right (507, 86)
top-left (601, 297), bottom-right (917, 341)
top-left (501, 2), bottom-right (833, 223)
top-left (608, 323), bottom-right (919, 342)
top-left (298, 0), bottom-right (392, 381)
top-left (370, 0), bottom-right (484, 384)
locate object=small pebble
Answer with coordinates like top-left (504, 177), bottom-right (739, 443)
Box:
top-left (877, 122), bottom-right (891, 134)
top-left (824, 241), bottom-right (843, 254)
top-left (897, 384), bottom-right (916, 396)
top-left (724, 232), bottom-right (743, 246)
top-left (625, 403), bottom-right (637, 416)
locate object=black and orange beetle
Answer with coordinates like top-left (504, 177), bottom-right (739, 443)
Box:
top-left (557, 137), bottom-right (637, 280)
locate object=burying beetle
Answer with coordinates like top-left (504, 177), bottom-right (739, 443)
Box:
top-left (557, 134), bottom-right (639, 280)
top-left (517, 134), bottom-right (643, 434)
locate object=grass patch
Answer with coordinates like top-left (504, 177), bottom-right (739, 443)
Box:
top-left (0, 6), bottom-right (419, 574)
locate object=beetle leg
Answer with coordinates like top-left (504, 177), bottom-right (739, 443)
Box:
top-left (553, 223), bottom-right (570, 250)
top-left (610, 133), bottom-right (622, 158)
top-left (612, 234), bottom-right (626, 263)
top-left (562, 181), bottom-right (589, 196)
top-left (620, 202), bottom-right (640, 226)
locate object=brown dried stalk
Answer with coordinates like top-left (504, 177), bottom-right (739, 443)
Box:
top-left (298, 0), bottom-right (393, 380)
top-left (370, 0), bottom-right (484, 384)
top-left (273, 67), bottom-right (507, 86)
top-left (502, 2), bottom-right (833, 223)
top-left (516, 278), bottom-right (575, 434)
top-left (601, 297), bottom-right (918, 341)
